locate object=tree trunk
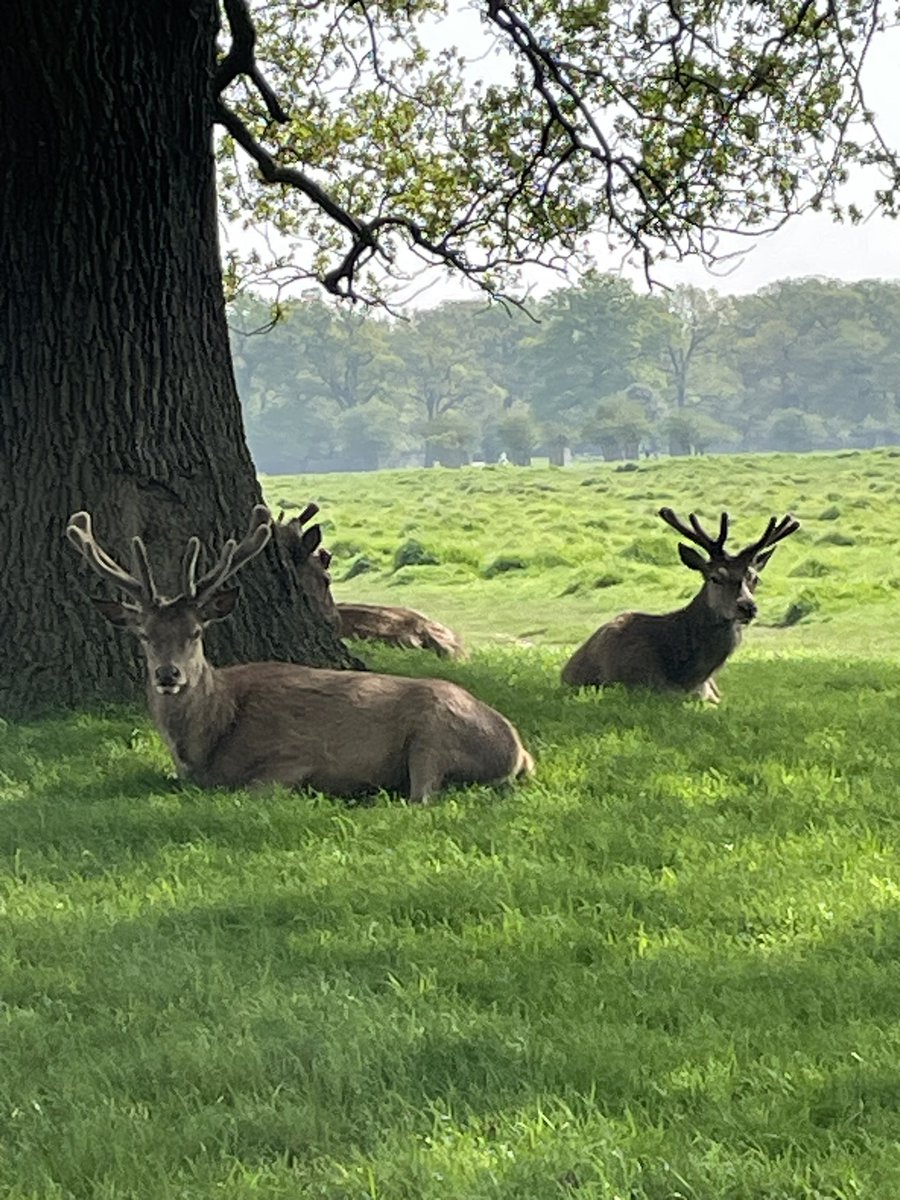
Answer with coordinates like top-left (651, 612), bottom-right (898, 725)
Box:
top-left (0, 0), bottom-right (354, 718)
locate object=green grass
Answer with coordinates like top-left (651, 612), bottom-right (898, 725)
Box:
top-left (3, 449), bottom-right (900, 1197)
top-left (263, 447), bottom-right (900, 659)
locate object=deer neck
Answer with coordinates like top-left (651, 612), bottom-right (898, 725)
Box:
top-left (666, 590), bottom-right (742, 684)
top-left (147, 658), bottom-right (236, 780)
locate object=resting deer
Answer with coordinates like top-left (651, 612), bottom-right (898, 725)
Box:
top-left (278, 506), bottom-right (467, 660)
top-left (66, 506), bottom-right (532, 800)
top-left (561, 508), bottom-right (799, 701)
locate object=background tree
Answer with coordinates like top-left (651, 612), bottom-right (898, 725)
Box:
top-left (3, 0), bottom-right (899, 714)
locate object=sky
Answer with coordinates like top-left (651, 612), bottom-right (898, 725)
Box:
top-left (225, 14), bottom-right (900, 304)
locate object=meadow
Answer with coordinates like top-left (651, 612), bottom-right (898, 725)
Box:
top-left (2, 449), bottom-right (900, 1198)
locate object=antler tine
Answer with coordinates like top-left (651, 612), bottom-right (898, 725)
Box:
top-left (739, 514), bottom-right (800, 561)
top-left (689, 511), bottom-right (728, 553)
top-left (65, 511), bottom-right (149, 603)
top-left (659, 507), bottom-right (726, 557)
top-left (130, 537), bottom-right (159, 605)
top-left (181, 537), bottom-right (201, 599)
top-left (193, 506), bottom-right (273, 603)
top-left (295, 501), bottom-right (319, 526)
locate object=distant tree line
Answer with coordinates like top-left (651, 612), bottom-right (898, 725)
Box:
top-left (228, 275), bottom-right (900, 472)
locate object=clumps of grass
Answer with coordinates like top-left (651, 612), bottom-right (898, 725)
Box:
top-left (816, 531), bottom-right (857, 547)
top-left (534, 552), bottom-right (572, 569)
top-left (620, 536), bottom-right (674, 566)
top-left (818, 505), bottom-right (841, 520)
top-left (778, 589), bottom-right (820, 626)
top-left (393, 539), bottom-right (440, 569)
top-left (341, 557), bottom-right (375, 582)
top-left (560, 568), bottom-right (623, 597)
top-left (329, 539), bottom-right (363, 557)
top-left (789, 558), bottom-right (832, 578)
top-left (615, 462), bottom-right (640, 472)
top-left (483, 555), bottom-right (528, 579)
top-left (579, 477), bottom-right (599, 486)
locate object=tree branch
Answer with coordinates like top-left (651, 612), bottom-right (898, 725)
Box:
top-left (215, 0), bottom-right (289, 122)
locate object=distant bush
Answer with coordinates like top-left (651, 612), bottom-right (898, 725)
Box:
top-left (816, 531), bottom-right (856, 547)
top-left (615, 462), bottom-right (640, 472)
top-left (341, 557), bottom-right (375, 581)
top-left (483, 555), bottom-right (528, 579)
top-left (620, 536), bottom-right (675, 566)
top-left (535, 552), bottom-right (572, 568)
top-left (818, 505), bottom-right (841, 520)
top-left (778, 589), bottom-right (820, 626)
top-left (393, 539), bottom-right (440, 569)
top-left (593, 572), bottom-right (623, 588)
top-left (329, 539), bottom-right (363, 558)
top-left (789, 558), bottom-right (832, 578)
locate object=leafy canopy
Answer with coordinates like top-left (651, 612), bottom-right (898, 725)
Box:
top-left (215, 0), bottom-right (900, 303)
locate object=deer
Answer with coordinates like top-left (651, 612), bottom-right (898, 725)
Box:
top-left (277, 505), bottom-right (467, 660)
top-left (66, 506), bottom-right (533, 801)
top-left (561, 507), bottom-right (800, 701)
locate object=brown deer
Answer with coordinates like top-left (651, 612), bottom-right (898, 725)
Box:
top-left (561, 507), bottom-right (799, 701)
top-left (66, 506), bottom-right (533, 800)
top-left (277, 506), bottom-right (467, 660)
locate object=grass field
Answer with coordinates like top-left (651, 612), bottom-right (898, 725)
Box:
top-left (264, 447), bottom-right (900, 662)
top-left (2, 450), bottom-right (900, 1198)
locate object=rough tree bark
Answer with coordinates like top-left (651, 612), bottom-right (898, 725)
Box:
top-left (0, 0), bottom-right (354, 718)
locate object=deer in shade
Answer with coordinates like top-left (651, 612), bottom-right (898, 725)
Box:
top-left (66, 506), bottom-right (532, 801)
top-left (278, 505), bottom-right (467, 660)
top-left (561, 507), bottom-right (800, 701)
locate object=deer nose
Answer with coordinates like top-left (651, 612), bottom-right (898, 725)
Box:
top-left (736, 598), bottom-right (757, 622)
top-left (154, 664), bottom-right (183, 688)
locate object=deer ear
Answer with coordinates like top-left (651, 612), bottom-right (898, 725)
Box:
top-left (318, 548), bottom-right (333, 569)
top-left (753, 548), bottom-right (775, 572)
top-left (300, 525), bottom-right (323, 557)
top-left (91, 596), bottom-right (138, 628)
top-left (198, 586), bottom-right (240, 623)
top-left (677, 544), bottom-right (708, 573)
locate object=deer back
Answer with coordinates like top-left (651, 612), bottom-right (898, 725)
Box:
top-left (337, 602), bottom-right (467, 660)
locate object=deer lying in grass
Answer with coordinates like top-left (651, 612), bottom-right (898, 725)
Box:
top-left (67, 506), bottom-right (532, 800)
top-left (561, 507), bottom-right (799, 702)
top-left (278, 506), bottom-right (467, 660)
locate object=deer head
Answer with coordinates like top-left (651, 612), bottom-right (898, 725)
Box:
top-left (275, 503), bottom-right (340, 630)
top-left (66, 506), bottom-right (273, 694)
top-left (658, 507), bottom-right (799, 625)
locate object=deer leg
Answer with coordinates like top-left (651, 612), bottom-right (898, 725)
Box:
top-left (693, 677), bottom-right (721, 704)
top-left (406, 746), bottom-right (446, 805)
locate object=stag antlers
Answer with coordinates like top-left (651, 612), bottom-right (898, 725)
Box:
top-left (659, 507), bottom-right (799, 563)
top-left (66, 505), bottom-right (273, 606)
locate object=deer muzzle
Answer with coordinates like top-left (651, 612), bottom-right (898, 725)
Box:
top-left (154, 664), bottom-right (184, 694)
top-left (736, 598), bottom-right (758, 624)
